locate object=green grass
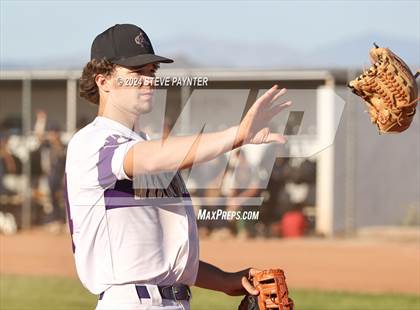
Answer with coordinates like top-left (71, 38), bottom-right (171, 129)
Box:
top-left (0, 275), bottom-right (419, 310)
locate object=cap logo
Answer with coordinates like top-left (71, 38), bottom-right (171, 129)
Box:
top-left (134, 32), bottom-right (147, 47)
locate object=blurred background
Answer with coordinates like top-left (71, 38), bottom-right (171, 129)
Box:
top-left (0, 1), bottom-right (419, 309)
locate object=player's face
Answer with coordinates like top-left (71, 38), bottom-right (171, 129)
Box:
top-left (108, 63), bottom-right (159, 115)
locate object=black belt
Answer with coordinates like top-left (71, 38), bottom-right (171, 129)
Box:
top-left (99, 284), bottom-right (191, 301)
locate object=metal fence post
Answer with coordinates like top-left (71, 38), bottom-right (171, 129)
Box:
top-left (21, 78), bottom-right (32, 229)
top-left (66, 78), bottom-right (77, 133)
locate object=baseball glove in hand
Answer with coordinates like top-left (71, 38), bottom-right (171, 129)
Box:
top-left (348, 44), bottom-right (419, 133)
top-left (238, 269), bottom-right (293, 310)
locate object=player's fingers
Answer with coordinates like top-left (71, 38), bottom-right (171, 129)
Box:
top-left (248, 268), bottom-right (261, 278)
top-left (241, 276), bottom-right (259, 295)
top-left (268, 100), bottom-right (292, 119)
top-left (270, 87), bottom-right (288, 104)
top-left (255, 85), bottom-right (280, 107)
top-left (264, 84), bottom-right (279, 98)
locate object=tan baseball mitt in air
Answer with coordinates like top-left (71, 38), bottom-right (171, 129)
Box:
top-left (348, 44), bottom-right (419, 133)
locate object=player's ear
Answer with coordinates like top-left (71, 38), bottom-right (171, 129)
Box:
top-left (95, 74), bottom-right (112, 93)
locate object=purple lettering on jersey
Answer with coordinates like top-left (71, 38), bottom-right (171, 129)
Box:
top-left (63, 174), bottom-right (75, 253)
top-left (104, 177), bottom-right (191, 210)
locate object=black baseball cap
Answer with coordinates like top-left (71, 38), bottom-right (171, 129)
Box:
top-left (91, 24), bottom-right (173, 67)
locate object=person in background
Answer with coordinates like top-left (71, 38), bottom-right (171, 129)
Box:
top-left (33, 111), bottom-right (67, 228)
top-left (194, 154), bottom-right (228, 238)
top-left (42, 123), bottom-right (66, 226)
top-left (0, 133), bottom-right (22, 188)
top-left (225, 150), bottom-right (260, 238)
top-left (258, 144), bottom-right (292, 237)
top-left (278, 204), bottom-right (307, 238)
top-left (0, 131), bottom-right (22, 233)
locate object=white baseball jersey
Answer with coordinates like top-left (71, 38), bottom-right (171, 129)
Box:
top-left (64, 116), bottom-right (199, 294)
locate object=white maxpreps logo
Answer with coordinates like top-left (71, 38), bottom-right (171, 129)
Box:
top-left (134, 33), bottom-right (147, 47)
top-left (127, 88), bottom-right (346, 207)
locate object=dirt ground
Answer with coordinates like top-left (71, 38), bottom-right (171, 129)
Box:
top-left (1, 229), bottom-right (419, 294)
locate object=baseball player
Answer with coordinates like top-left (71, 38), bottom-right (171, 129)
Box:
top-left (65, 24), bottom-right (292, 310)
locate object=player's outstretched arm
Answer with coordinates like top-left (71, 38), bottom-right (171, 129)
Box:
top-left (123, 85), bottom-right (291, 177)
top-left (194, 261), bottom-right (260, 296)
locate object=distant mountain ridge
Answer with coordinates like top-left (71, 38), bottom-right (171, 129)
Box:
top-left (1, 33), bottom-right (418, 70)
top-left (307, 33), bottom-right (419, 68)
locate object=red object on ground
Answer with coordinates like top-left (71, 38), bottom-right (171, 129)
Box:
top-left (281, 211), bottom-right (306, 238)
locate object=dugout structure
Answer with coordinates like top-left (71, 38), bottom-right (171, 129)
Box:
top-left (0, 69), bottom-right (418, 236)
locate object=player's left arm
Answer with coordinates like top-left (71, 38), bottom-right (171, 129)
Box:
top-left (194, 260), bottom-right (259, 296)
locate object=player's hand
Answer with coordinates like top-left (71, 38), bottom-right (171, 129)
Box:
top-left (224, 267), bottom-right (260, 296)
top-left (236, 85), bottom-right (291, 146)
top-left (36, 109), bottom-right (47, 121)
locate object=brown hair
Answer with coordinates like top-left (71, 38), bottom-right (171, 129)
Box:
top-left (79, 59), bottom-right (116, 105)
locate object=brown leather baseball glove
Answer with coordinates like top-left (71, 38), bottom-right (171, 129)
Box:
top-left (238, 269), bottom-right (293, 310)
top-left (348, 44), bottom-right (419, 133)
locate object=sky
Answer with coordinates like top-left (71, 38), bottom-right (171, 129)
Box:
top-left (1, 0), bottom-right (419, 64)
